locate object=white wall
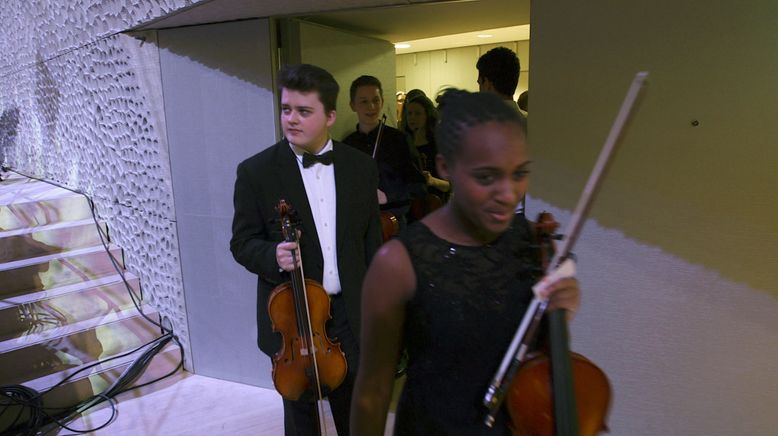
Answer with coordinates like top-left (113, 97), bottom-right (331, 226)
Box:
top-left (158, 19), bottom-right (278, 387)
top-left (529, 2), bottom-right (778, 434)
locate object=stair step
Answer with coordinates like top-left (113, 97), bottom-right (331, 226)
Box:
top-left (0, 273), bottom-right (141, 342)
top-left (0, 307), bottom-right (163, 386)
top-left (0, 178), bottom-right (92, 231)
top-left (0, 218), bottom-right (108, 263)
top-left (25, 338), bottom-right (180, 396)
top-left (0, 244), bottom-right (125, 298)
top-left (0, 171), bottom-right (26, 184)
top-left (0, 341), bottom-right (181, 435)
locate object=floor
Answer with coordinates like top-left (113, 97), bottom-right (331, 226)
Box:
top-left (67, 370), bottom-right (396, 435)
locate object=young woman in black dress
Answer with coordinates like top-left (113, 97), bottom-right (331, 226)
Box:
top-left (350, 89), bottom-right (581, 435)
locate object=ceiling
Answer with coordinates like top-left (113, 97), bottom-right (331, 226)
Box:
top-left (139, 0), bottom-right (531, 50)
top-left (299, 0), bottom-right (530, 43)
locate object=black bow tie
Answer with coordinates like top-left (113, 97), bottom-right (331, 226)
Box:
top-left (302, 151), bottom-right (334, 168)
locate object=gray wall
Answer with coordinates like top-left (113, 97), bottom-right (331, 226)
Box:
top-left (297, 21), bottom-right (399, 139)
top-left (530, 1), bottom-right (778, 434)
top-left (158, 19), bottom-right (277, 387)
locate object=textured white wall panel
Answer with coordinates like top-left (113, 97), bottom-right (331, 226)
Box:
top-left (0, 0), bottom-right (197, 73)
top-left (0, 29), bottom-right (193, 365)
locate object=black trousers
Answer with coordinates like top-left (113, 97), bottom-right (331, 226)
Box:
top-left (282, 293), bottom-right (359, 436)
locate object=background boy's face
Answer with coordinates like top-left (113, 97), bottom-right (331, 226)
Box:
top-left (280, 88), bottom-right (335, 154)
top-left (350, 85), bottom-right (383, 127)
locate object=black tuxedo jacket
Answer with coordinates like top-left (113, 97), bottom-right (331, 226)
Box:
top-left (230, 139), bottom-right (382, 357)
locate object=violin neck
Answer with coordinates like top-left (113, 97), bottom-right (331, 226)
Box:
top-left (548, 309), bottom-right (579, 436)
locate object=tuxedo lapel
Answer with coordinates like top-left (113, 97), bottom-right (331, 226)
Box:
top-left (274, 142), bottom-right (321, 252)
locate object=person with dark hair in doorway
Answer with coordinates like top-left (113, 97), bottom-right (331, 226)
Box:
top-left (477, 47), bottom-right (521, 106)
top-left (230, 64), bottom-right (382, 436)
top-left (350, 89), bottom-right (580, 435)
top-left (0, 107), bottom-right (21, 181)
top-left (342, 75), bottom-right (426, 231)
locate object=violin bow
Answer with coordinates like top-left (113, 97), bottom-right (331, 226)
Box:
top-left (372, 114), bottom-right (388, 160)
top-left (483, 71), bottom-right (649, 428)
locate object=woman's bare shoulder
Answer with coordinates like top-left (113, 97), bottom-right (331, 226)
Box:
top-left (365, 239), bottom-right (417, 301)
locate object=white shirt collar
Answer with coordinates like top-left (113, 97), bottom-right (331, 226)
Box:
top-left (289, 139), bottom-right (334, 160)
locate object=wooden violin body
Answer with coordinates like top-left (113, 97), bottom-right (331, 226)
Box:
top-left (268, 278), bottom-right (347, 401)
top-left (508, 351), bottom-right (611, 436)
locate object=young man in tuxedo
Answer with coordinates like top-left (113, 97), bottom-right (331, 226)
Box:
top-left (230, 63), bottom-right (382, 435)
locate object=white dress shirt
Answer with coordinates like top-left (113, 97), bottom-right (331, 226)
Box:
top-left (289, 140), bottom-right (341, 295)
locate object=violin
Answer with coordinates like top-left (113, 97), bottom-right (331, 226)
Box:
top-left (506, 212), bottom-right (611, 436)
top-left (267, 199), bottom-right (348, 434)
top-left (373, 114), bottom-right (400, 241)
top-left (482, 71), bottom-right (649, 434)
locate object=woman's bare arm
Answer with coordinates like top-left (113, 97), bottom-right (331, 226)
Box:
top-left (350, 239), bottom-right (416, 435)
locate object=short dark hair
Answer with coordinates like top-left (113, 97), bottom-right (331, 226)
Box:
top-left (518, 90), bottom-right (529, 112)
top-left (435, 89), bottom-right (526, 161)
top-left (278, 64), bottom-right (339, 113)
top-left (349, 75), bottom-right (383, 102)
top-left (476, 47), bottom-right (520, 98)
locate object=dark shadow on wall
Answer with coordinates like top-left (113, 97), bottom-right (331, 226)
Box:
top-left (0, 106), bottom-right (20, 165)
top-left (35, 52), bottom-right (62, 151)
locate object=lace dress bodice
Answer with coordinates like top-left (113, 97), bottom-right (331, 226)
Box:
top-left (394, 215), bottom-right (539, 435)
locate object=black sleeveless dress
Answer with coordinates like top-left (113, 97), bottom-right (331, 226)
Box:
top-left (394, 215), bottom-right (538, 435)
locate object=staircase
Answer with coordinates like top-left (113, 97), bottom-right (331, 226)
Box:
top-left (0, 172), bottom-right (181, 433)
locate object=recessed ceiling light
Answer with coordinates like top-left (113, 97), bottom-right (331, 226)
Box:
top-left (477, 34), bottom-right (493, 38)
top-left (394, 43), bottom-right (411, 49)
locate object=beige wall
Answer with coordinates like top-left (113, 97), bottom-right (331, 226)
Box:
top-left (396, 40), bottom-right (530, 102)
top-left (530, 2), bottom-right (777, 297)
top-left (529, 1), bottom-right (778, 434)
top-left (298, 21), bottom-right (398, 140)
